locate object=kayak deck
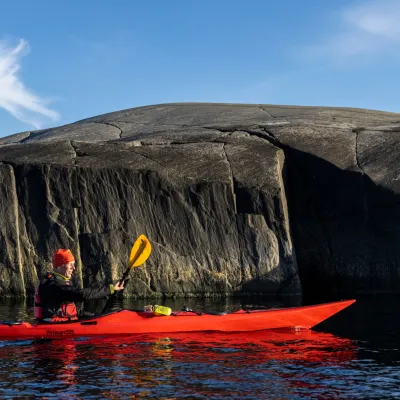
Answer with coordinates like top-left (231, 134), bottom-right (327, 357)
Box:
top-left (0, 299), bottom-right (355, 340)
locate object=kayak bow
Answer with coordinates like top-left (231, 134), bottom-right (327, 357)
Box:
top-left (0, 299), bottom-right (355, 340)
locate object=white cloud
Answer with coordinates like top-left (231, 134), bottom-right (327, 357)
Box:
top-left (0, 38), bottom-right (59, 129)
top-left (345, 0), bottom-right (400, 40)
top-left (305, 0), bottom-right (400, 60)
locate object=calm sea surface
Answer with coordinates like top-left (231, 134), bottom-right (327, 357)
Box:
top-left (0, 295), bottom-right (399, 399)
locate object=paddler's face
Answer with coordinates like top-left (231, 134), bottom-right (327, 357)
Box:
top-left (59, 262), bottom-right (76, 279)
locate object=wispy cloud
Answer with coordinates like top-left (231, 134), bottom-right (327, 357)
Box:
top-left (305, 0), bottom-right (400, 60)
top-left (0, 38), bottom-right (59, 129)
top-left (345, 0), bottom-right (400, 40)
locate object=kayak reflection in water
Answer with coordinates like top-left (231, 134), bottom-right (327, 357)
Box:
top-left (34, 249), bottom-right (124, 322)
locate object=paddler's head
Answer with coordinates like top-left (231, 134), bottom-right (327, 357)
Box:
top-left (52, 249), bottom-right (76, 279)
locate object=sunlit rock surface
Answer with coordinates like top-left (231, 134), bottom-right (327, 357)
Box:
top-left (0, 103), bottom-right (399, 298)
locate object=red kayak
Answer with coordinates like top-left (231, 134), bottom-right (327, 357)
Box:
top-left (0, 299), bottom-right (355, 340)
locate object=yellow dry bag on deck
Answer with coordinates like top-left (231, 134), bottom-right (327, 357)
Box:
top-left (153, 305), bottom-right (172, 316)
top-left (144, 305), bottom-right (172, 316)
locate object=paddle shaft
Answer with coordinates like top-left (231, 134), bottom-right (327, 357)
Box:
top-left (118, 239), bottom-right (147, 285)
top-left (101, 239), bottom-right (148, 314)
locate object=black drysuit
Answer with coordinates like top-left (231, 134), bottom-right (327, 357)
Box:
top-left (35, 272), bottom-right (114, 320)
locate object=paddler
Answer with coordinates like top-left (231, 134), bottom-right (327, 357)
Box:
top-left (34, 249), bottom-right (124, 322)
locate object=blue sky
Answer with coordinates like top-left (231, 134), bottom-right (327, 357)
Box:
top-left (0, 0), bottom-right (399, 137)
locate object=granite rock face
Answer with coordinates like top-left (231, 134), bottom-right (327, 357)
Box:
top-left (0, 103), bottom-right (399, 299)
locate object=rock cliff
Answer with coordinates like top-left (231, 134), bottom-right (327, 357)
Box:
top-left (0, 103), bottom-right (399, 299)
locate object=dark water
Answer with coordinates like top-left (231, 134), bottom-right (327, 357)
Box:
top-left (0, 296), bottom-right (399, 399)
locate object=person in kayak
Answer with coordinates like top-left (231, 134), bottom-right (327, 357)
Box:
top-left (34, 248), bottom-right (124, 322)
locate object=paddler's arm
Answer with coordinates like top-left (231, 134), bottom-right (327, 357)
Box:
top-left (49, 281), bottom-right (124, 302)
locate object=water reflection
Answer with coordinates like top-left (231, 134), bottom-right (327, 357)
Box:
top-left (0, 330), bottom-right (358, 399)
top-left (0, 297), bottom-right (399, 398)
top-left (0, 298), bottom-right (31, 323)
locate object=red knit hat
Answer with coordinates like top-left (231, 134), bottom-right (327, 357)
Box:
top-left (52, 249), bottom-right (75, 267)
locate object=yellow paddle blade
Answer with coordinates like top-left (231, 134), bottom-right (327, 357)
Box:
top-left (129, 234), bottom-right (151, 269)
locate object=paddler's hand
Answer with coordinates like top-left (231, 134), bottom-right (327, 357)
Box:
top-left (113, 280), bottom-right (125, 291)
